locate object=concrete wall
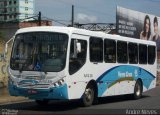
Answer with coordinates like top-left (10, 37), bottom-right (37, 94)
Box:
top-left (0, 40), bottom-right (9, 87)
top-left (0, 22), bottom-right (19, 41)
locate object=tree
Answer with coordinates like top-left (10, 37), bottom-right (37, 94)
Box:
top-left (0, 31), bottom-right (5, 44)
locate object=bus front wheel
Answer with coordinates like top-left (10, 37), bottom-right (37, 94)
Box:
top-left (82, 85), bottom-right (95, 107)
top-left (134, 80), bottom-right (142, 99)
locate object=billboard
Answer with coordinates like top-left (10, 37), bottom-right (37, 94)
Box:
top-left (116, 6), bottom-right (160, 50)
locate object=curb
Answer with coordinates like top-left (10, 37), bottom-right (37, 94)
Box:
top-left (0, 96), bottom-right (29, 105)
top-left (0, 87), bottom-right (29, 105)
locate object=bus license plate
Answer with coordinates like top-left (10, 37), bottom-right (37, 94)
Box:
top-left (28, 89), bottom-right (38, 94)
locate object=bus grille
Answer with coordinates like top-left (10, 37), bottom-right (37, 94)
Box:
top-left (17, 83), bottom-right (50, 89)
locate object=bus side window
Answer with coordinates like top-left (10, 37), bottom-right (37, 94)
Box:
top-left (69, 39), bottom-right (87, 75)
top-left (128, 43), bottom-right (138, 64)
top-left (104, 39), bottom-right (116, 63)
top-left (148, 45), bottom-right (156, 64)
top-left (90, 37), bottom-right (103, 62)
top-left (139, 44), bottom-right (147, 64)
top-left (117, 41), bottom-right (128, 63)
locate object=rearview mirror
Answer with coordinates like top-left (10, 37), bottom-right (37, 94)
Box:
top-left (76, 42), bottom-right (81, 53)
top-left (71, 39), bottom-right (82, 59)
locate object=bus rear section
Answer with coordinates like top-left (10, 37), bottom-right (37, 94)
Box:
top-left (66, 34), bottom-right (157, 106)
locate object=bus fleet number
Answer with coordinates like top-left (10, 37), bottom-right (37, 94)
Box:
top-left (84, 74), bottom-right (93, 78)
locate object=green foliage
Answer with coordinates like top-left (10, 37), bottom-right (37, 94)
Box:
top-left (0, 31), bottom-right (5, 42)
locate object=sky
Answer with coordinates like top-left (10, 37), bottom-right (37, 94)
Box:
top-left (35, 0), bottom-right (160, 26)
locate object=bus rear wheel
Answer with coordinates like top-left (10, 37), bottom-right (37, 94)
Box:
top-left (134, 80), bottom-right (142, 99)
top-left (35, 99), bottom-right (49, 105)
top-left (82, 85), bottom-right (95, 107)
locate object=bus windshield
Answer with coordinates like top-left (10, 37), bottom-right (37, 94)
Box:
top-left (10, 32), bottom-right (68, 72)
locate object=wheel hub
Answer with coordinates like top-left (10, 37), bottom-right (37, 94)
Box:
top-left (136, 84), bottom-right (141, 96)
top-left (85, 88), bottom-right (92, 102)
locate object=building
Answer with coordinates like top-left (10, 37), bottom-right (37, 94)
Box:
top-left (0, 20), bottom-right (52, 41)
top-left (0, 0), bottom-right (35, 22)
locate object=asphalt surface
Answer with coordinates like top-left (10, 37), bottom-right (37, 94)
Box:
top-left (0, 86), bottom-right (160, 115)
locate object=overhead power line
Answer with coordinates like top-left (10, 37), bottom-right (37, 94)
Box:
top-left (74, 23), bottom-right (116, 32)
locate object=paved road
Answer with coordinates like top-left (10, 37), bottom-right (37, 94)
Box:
top-left (0, 86), bottom-right (160, 115)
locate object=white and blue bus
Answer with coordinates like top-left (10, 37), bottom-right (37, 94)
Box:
top-left (8, 26), bottom-right (157, 106)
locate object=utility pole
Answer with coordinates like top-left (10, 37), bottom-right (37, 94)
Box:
top-left (38, 11), bottom-right (41, 26)
top-left (71, 5), bottom-right (74, 27)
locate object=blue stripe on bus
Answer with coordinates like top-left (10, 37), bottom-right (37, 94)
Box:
top-left (96, 65), bottom-right (155, 97)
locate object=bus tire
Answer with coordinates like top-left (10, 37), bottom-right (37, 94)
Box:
top-left (35, 99), bottom-right (49, 105)
top-left (82, 85), bottom-right (95, 107)
top-left (133, 80), bottom-right (142, 100)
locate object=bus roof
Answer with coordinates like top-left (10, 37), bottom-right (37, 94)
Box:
top-left (15, 26), bottom-right (156, 46)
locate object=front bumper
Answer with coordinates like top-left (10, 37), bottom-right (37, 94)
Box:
top-left (8, 82), bottom-right (68, 100)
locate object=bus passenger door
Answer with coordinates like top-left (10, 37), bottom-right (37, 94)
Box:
top-left (68, 34), bottom-right (88, 99)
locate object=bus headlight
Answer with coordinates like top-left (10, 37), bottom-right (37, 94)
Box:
top-left (53, 78), bottom-right (65, 87)
top-left (8, 75), bottom-right (16, 85)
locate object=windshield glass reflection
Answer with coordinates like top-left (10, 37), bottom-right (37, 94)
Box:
top-left (10, 32), bottom-right (68, 72)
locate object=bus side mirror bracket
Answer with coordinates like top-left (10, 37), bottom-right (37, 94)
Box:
top-left (3, 37), bottom-right (14, 59)
top-left (76, 42), bottom-right (81, 53)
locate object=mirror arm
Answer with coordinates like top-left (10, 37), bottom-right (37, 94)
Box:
top-left (3, 37), bottom-right (14, 59)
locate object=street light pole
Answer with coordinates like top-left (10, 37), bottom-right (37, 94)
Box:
top-left (71, 5), bottom-right (74, 27)
top-left (38, 11), bottom-right (41, 26)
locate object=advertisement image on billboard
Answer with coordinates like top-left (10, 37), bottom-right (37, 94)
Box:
top-left (116, 6), bottom-right (160, 50)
